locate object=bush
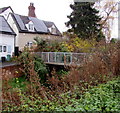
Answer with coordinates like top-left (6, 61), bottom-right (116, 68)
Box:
top-left (34, 37), bottom-right (69, 52)
top-left (34, 37), bottom-right (97, 52)
top-left (14, 48), bottom-right (48, 84)
top-left (34, 56), bottom-right (48, 84)
top-left (61, 37), bottom-right (97, 52)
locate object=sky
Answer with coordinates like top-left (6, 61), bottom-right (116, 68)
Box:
top-left (0, 0), bottom-right (118, 38)
top-left (0, 0), bottom-right (73, 32)
top-left (100, 0), bottom-right (119, 38)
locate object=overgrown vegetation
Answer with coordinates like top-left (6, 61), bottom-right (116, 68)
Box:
top-left (13, 48), bottom-right (48, 84)
top-left (2, 76), bottom-right (120, 111)
top-left (2, 41), bottom-right (120, 112)
top-left (34, 37), bottom-right (97, 53)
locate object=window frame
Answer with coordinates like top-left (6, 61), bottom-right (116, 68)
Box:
top-left (28, 24), bottom-right (34, 31)
top-left (3, 46), bottom-right (7, 52)
top-left (0, 45), bottom-right (2, 52)
top-left (7, 45), bottom-right (11, 53)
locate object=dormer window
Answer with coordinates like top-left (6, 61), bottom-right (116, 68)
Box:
top-left (48, 25), bottom-right (56, 34)
top-left (29, 24), bottom-right (34, 31)
top-left (26, 21), bottom-right (34, 32)
top-left (51, 26), bottom-right (56, 34)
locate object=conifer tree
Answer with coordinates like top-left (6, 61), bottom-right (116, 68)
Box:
top-left (66, 2), bottom-right (104, 41)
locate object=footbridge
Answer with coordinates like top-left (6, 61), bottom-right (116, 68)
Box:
top-left (36, 52), bottom-right (91, 66)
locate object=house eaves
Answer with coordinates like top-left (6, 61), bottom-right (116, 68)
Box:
top-left (0, 6), bottom-right (14, 14)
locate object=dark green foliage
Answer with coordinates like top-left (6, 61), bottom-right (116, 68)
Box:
top-left (66, 2), bottom-right (104, 40)
top-left (57, 69), bottom-right (68, 76)
top-left (34, 56), bottom-right (48, 84)
top-left (34, 37), bottom-right (47, 50)
top-left (15, 49), bottom-right (48, 84)
top-left (3, 77), bottom-right (120, 111)
top-left (8, 76), bottom-right (28, 91)
top-left (34, 37), bottom-right (69, 52)
top-left (110, 38), bottom-right (118, 43)
top-left (53, 78), bottom-right (120, 111)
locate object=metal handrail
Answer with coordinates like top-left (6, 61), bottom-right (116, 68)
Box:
top-left (35, 52), bottom-right (90, 65)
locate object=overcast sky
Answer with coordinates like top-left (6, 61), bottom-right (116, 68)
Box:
top-left (0, 0), bottom-right (118, 38)
top-left (0, 0), bottom-right (73, 32)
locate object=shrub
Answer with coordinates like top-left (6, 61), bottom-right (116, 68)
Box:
top-left (34, 56), bottom-right (48, 84)
top-left (34, 37), bottom-right (97, 52)
top-left (34, 37), bottom-right (69, 52)
top-left (61, 37), bottom-right (97, 52)
top-left (14, 48), bottom-right (48, 84)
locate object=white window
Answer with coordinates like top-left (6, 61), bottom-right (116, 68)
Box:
top-left (8, 45), bottom-right (11, 53)
top-left (28, 24), bottom-right (34, 31)
top-left (51, 27), bottom-right (56, 34)
top-left (51, 25), bottom-right (56, 34)
top-left (28, 42), bottom-right (33, 47)
top-left (26, 42), bottom-right (33, 47)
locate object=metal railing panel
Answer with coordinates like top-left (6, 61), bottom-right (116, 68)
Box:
top-left (36, 52), bottom-right (90, 65)
top-left (49, 52), bottom-right (55, 62)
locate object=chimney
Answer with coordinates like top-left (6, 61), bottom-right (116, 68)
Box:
top-left (28, 3), bottom-right (36, 17)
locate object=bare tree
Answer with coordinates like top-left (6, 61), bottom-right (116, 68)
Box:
top-left (95, 0), bottom-right (118, 41)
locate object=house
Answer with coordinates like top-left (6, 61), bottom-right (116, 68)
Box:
top-left (0, 16), bottom-right (16, 61)
top-left (6, 3), bottom-right (62, 51)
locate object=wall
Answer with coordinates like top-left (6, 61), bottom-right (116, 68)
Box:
top-left (7, 14), bottom-right (19, 46)
top-left (18, 33), bottom-right (61, 50)
top-left (0, 34), bottom-right (15, 60)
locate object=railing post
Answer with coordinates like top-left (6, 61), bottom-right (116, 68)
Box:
top-left (64, 53), bottom-right (65, 63)
top-left (48, 52), bottom-right (49, 63)
top-left (70, 53), bottom-right (72, 64)
top-left (41, 52), bottom-right (44, 61)
top-left (55, 52), bottom-right (56, 63)
top-left (41, 52), bottom-right (42, 60)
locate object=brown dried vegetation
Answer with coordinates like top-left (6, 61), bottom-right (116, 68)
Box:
top-left (1, 41), bottom-right (120, 110)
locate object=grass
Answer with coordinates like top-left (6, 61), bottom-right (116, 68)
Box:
top-left (8, 76), bottom-right (28, 91)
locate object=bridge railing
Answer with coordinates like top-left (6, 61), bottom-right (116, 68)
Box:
top-left (36, 52), bottom-right (90, 65)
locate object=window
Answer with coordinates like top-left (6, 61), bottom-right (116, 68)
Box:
top-left (0, 46), bottom-right (2, 52)
top-left (26, 42), bottom-right (33, 47)
top-left (8, 45), bottom-right (11, 53)
top-left (3, 46), bottom-right (7, 52)
top-left (29, 42), bottom-right (32, 47)
top-left (29, 24), bottom-right (34, 31)
top-left (51, 27), bottom-right (56, 34)
top-left (51, 25), bottom-right (56, 34)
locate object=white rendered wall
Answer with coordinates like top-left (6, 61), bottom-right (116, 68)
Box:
top-left (7, 14), bottom-right (19, 46)
top-left (0, 34), bottom-right (15, 59)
